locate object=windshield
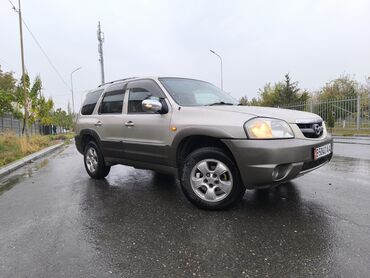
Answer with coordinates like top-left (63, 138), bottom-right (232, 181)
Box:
top-left (159, 78), bottom-right (238, 106)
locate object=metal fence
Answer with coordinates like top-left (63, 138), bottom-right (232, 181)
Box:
top-left (0, 114), bottom-right (41, 136)
top-left (280, 95), bottom-right (370, 130)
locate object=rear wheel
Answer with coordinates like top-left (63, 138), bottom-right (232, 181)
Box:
top-left (84, 141), bottom-right (110, 179)
top-left (180, 147), bottom-right (245, 210)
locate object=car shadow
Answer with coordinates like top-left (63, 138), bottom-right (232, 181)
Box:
top-left (239, 182), bottom-right (303, 210)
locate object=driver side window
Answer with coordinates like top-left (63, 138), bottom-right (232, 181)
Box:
top-left (128, 80), bottom-right (166, 113)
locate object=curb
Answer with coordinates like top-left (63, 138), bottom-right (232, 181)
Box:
top-left (0, 142), bottom-right (65, 179)
top-left (333, 136), bottom-right (370, 145)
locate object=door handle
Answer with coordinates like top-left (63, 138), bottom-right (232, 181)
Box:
top-left (125, 121), bottom-right (135, 127)
top-left (94, 121), bottom-right (102, 127)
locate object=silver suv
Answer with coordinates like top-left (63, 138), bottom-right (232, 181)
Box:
top-left (75, 77), bottom-right (333, 209)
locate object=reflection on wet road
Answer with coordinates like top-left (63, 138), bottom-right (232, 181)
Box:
top-left (0, 144), bottom-right (369, 277)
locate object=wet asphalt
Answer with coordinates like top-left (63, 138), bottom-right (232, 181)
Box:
top-left (0, 142), bottom-right (369, 277)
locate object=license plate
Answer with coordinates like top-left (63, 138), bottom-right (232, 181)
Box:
top-left (314, 143), bottom-right (332, 160)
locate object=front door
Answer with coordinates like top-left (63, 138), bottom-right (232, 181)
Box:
top-left (122, 79), bottom-right (172, 165)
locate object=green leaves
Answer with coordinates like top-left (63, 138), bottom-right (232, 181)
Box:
top-left (240, 74), bottom-right (309, 107)
top-left (52, 108), bottom-right (73, 130)
top-left (327, 112), bottom-right (335, 129)
top-left (258, 74), bottom-right (309, 107)
top-left (0, 67), bottom-right (17, 116)
top-left (319, 75), bottom-right (359, 101)
top-left (0, 65), bottom-right (71, 131)
top-left (37, 95), bottom-right (54, 126)
top-left (240, 74), bottom-right (368, 108)
top-left (0, 88), bottom-right (15, 115)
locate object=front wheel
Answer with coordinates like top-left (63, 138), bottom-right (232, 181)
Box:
top-left (180, 147), bottom-right (245, 210)
top-left (84, 141), bottom-right (111, 179)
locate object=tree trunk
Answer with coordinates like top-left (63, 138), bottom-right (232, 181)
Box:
top-left (22, 117), bottom-right (26, 135)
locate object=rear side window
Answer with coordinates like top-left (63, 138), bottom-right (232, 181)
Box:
top-left (81, 89), bottom-right (104, 115)
top-left (99, 90), bottom-right (125, 114)
top-left (127, 80), bottom-right (165, 113)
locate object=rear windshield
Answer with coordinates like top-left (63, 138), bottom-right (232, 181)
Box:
top-left (81, 89), bottom-right (104, 115)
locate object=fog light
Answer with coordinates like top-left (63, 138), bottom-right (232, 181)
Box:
top-left (272, 164), bottom-right (292, 181)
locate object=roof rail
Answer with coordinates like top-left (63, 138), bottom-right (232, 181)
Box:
top-left (98, 77), bottom-right (136, 87)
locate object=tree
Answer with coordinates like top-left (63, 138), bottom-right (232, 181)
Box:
top-left (0, 89), bottom-right (15, 116)
top-left (239, 96), bottom-right (249, 106)
top-left (319, 75), bottom-right (358, 100)
top-left (37, 95), bottom-right (54, 126)
top-left (258, 82), bottom-right (283, 107)
top-left (256, 74), bottom-right (309, 107)
top-left (0, 66), bottom-right (74, 135)
top-left (52, 108), bottom-right (73, 133)
top-left (327, 111), bottom-right (335, 131)
top-left (14, 74), bottom-right (43, 134)
top-left (0, 66), bottom-right (17, 115)
top-left (280, 74), bottom-right (309, 104)
top-left (317, 75), bottom-right (365, 123)
top-left (239, 96), bottom-right (261, 106)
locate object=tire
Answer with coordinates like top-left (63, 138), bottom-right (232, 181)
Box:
top-left (180, 147), bottom-right (245, 210)
top-left (84, 141), bottom-right (111, 179)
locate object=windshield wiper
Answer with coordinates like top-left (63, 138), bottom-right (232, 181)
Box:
top-left (208, 101), bottom-right (235, 106)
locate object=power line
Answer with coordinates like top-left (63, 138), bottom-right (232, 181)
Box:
top-left (8, 0), bottom-right (71, 92)
top-left (7, 0), bottom-right (17, 11)
top-left (22, 20), bottom-right (71, 90)
top-left (45, 89), bottom-right (88, 98)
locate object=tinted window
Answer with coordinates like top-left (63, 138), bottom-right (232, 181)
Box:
top-left (99, 90), bottom-right (125, 114)
top-left (128, 80), bottom-right (165, 113)
top-left (81, 89), bottom-right (104, 115)
top-left (159, 78), bottom-right (237, 106)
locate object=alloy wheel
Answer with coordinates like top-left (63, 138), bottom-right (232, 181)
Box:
top-left (190, 159), bottom-right (233, 202)
top-left (85, 147), bottom-right (98, 173)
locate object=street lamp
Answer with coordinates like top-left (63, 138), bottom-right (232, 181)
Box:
top-left (210, 49), bottom-right (223, 90)
top-left (70, 66), bottom-right (82, 115)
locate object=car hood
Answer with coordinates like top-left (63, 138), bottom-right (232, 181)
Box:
top-left (204, 105), bottom-right (323, 123)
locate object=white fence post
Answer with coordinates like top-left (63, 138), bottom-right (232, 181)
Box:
top-left (356, 94), bottom-right (361, 130)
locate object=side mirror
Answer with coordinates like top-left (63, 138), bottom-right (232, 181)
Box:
top-left (142, 99), bottom-right (163, 113)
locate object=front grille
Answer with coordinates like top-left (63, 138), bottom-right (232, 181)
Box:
top-left (301, 153), bottom-right (332, 172)
top-left (297, 122), bottom-right (324, 138)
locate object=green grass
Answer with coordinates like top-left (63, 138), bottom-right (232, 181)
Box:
top-left (0, 132), bottom-right (73, 167)
top-left (48, 133), bottom-right (75, 141)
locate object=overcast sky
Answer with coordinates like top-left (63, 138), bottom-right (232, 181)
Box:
top-left (1, 0), bottom-right (369, 110)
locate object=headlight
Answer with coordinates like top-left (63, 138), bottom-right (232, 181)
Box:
top-left (244, 118), bottom-right (294, 139)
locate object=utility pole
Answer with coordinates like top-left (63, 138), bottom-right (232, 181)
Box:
top-left (70, 67), bottom-right (82, 115)
top-left (18, 0), bottom-right (29, 137)
top-left (97, 21), bottom-right (105, 84)
top-left (210, 49), bottom-right (223, 90)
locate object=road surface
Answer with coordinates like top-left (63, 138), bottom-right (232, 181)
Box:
top-left (0, 142), bottom-right (369, 277)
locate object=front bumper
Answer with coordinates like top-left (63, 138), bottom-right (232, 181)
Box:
top-left (222, 136), bottom-right (333, 189)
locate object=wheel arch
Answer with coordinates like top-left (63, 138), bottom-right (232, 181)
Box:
top-left (174, 134), bottom-right (237, 170)
top-left (79, 129), bottom-right (102, 152)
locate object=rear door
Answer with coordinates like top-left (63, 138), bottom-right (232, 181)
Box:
top-left (122, 79), bottom-right (172, 165)
top-left (77, 88), bottom-right (105, 137)
top-left (94, 83), bottom-right (127, 158)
